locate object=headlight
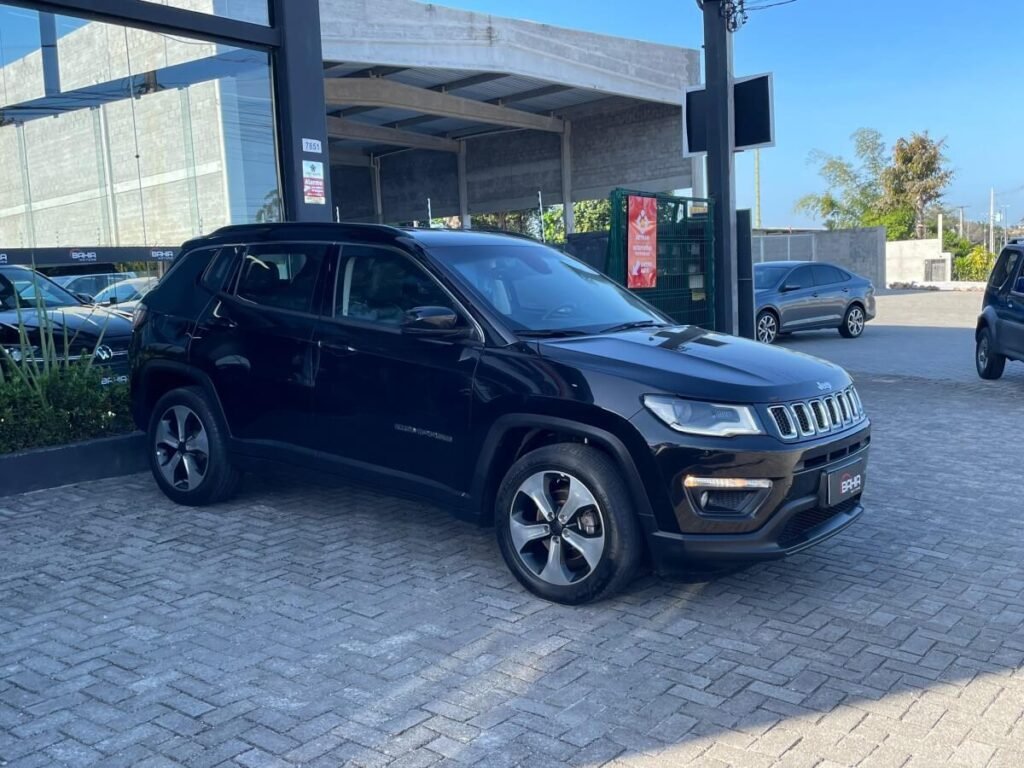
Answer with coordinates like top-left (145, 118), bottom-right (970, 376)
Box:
top-left (1, 345), bottom-right (40, 363)
top-left (643, 395), bottom-right (764, 437)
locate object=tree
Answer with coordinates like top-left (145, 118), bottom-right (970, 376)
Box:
top-left (953, 245), bottom-right (996, 282)
top-left (796, 129), bottom-right (953, 241)
top-left (796, 128), bottom-right (887, 230)
top-left (882, 133), bottom-right (954, 239)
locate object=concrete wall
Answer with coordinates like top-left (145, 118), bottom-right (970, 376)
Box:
top-left (886, 239), bottom-right (952, 284)
top-left (753, 228), bottom-right (887, 286)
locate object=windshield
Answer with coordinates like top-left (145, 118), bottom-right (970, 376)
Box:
top-left (0, 270), bottom-right (81, 310)
top-left (755, 265), bottom-right (791, 290)
top-left (430, 242), bottom-right (666, 333)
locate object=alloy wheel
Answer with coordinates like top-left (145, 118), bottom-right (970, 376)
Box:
top-left (509, 471), bottom-right (606, 586)
top-left (154, 405), bottom-right (210, 491)
top-left (757, 313), bottom-right (778, 344)
top-left (977, 336), bottom-right (989, 368)
top-left (847, 307), bottom-right (865, 336)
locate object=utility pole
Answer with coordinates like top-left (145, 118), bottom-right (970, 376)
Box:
top-left (754, 148), bottom-right (762, 229)
top-left (989, 188), bottom-right (996, 254)
top-left (1000, 205), bottom-right (1010, 248)
top-left (956, 205), bottom-right (965, 238)
top-left (702, 0), bottom-right (739, 335)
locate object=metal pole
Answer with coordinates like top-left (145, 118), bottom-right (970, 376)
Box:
top-left (703, 0), bottom-right (738, 335)
top-left (754, 149), bottom-right (762, 229)
top-left (538, 190), bottom-right (545, 242)
top-left (427, 197), bottom-right (433, 227)
top-left (989, 188), bottom-right (996, 253)
top-left (736, 209), bottom-right (754, 339)
top-left (958, 206), bottom-right (964, 238)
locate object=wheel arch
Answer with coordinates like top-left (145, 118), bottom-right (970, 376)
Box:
top-left (133, 361), bottom-right (230, 435)
top-left (471, 414), bottom-right (666, 532)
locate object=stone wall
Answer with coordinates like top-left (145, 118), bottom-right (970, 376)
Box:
top-left (753, 228), bottom-right (887, 286)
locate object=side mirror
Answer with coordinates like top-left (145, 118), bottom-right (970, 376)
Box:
top-left (780, 283), bottom-right (801, 293)
top-left (402, 306), bottom-right (463, 335)
top-left (107, 296), bottom-right (119, 305)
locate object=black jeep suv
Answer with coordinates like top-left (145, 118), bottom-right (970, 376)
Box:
top-left (976, 241), bottom-right (1024, 379)
top-left (130, 224), bottom-right (870, 604)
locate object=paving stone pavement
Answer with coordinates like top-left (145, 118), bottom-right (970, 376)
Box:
top-left (2, 293), bottom-right (1024, 767)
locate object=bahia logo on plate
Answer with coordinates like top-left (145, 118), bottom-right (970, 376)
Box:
top-left (840, 471), bottom-right (862, 495)
top-left (0, 253), bottom-right (7, 264)
top-left (150, 250), bottom-right (176, 261)
top-left (71, 250), bottom-right (98, 262)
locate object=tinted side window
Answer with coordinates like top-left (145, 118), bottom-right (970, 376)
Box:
top-left (236, 243), bottom-right (328, 313)
top-left (202, 246), bottom-right (240, 292)
top-left (337, 246), bottom-right (455, 327)
top-left (787, 266), bottom-right (814, 290)
top-left (146, 247), bottom-right (216, 317)
top-left (990, 249), bottom-right (1021, 290)
top-left (811, 265), bottom-right (844, 286)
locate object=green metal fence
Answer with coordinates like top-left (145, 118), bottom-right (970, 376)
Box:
top-left (606, 188), bottom-right (715, 329)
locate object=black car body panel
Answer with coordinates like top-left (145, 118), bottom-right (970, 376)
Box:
top-left (977, 243), bottom-right (1024, 363)
top-left (130, 223), bottom-right (870, 572)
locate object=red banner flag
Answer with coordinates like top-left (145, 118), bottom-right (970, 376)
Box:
top-left (627, 195), bottom-right (657, 288)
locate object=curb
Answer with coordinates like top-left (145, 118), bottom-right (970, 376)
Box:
top-left (0, 432), bottom-right (148, 498)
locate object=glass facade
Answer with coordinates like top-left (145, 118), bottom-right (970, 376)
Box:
top-left (0, 3), bottom-right (281, 251)
top-left (138, 0), bottom-right (269, 26)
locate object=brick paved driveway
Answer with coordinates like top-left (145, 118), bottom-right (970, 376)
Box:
top-left (3, 292), bottom-right (1024, 767)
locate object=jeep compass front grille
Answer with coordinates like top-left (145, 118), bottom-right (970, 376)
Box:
top-left (767, 386), bottom-right (865, 441)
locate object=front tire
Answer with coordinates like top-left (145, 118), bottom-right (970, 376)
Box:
top-left (976, 328), bottom-right (1006, 380)
top-left (495, 444), bottom-right (641, 605)
top-left (148, 386), bottom-right (239, 506)
top-left (839, 304), bottom-right (866, 338)
top-left (756, 310), bottom-right (779, 344)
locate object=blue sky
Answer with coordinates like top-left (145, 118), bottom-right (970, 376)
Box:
top-left (439, 0), bottom-right (1024, 229)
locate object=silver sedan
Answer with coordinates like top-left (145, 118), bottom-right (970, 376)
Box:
top-left (754, 261), bottom-right (876, 344)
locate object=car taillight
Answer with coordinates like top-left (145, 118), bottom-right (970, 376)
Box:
top-left (132, 304), bottom-right (148, 330)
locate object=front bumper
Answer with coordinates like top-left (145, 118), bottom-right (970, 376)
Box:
top-left (629, 409), bottom-right (870, 573)
top-left (645, 495), bottom-right (863, 574)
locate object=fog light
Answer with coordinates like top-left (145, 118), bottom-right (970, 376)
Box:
top-left (684, 476), bottom-right (773, 518)
top-left (683, 477), bottom-right (773, 491)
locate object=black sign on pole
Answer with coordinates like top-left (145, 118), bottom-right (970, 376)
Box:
top-left (683, 73), bottom-right (774, 157)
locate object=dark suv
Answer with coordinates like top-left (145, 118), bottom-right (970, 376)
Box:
top-left (976, 241), bottom-right (1024, 379)
top-left (130, 224), bottom-right (870, 604)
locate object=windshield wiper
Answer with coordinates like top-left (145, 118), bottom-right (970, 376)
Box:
top-left (517, 329), bottom-right (589, 339)
top-left (599, 320), bottom-right (668, 334)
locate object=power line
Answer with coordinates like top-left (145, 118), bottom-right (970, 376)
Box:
top-left (747, 0), bottom-right (799, 10)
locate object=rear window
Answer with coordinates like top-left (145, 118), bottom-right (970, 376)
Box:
top-left (812, 265), bottom-right (845, 286)
top-left (989, 249), bottom-right (1021, 290)
top-left (145, 247), bottom-right (217, 317)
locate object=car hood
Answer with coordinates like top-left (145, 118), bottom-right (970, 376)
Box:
top-left (0, 304), bottom-right (133, 345)
top-left (537, 325), bottom-right (851, 403)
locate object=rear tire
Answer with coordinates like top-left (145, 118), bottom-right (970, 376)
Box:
top-left (495, 444), bottom-right (641, 605)
top-left (148, 386), bottom-right (239, 506)
top-left (839, 304), bottom-right (866, 338)
top-left (976, 328), bottom-right (1006, 380)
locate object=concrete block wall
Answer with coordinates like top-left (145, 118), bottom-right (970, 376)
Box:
top-left (885, 239), bottom-right (951, 284)
top-left (380, 150), bottom-right (460, 223)
top-left (752, 228), bottom-right (886, 286)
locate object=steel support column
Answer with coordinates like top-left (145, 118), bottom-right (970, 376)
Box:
top-left (703, 0), bottom-right (738, 335)
top-left (270, 0), bottom-right (332, 221)
top-left (457, 141), bottom-right (471, 229)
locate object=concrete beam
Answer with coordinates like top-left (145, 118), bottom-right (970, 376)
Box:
top-left (326, 116), bottom-right (459, 153)
top-left (324, 78), bottom-right (564, 133)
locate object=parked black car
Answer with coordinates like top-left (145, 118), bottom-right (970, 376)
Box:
top-left (0, 265), bottom-right (133, 383)
top-left (755, 261), bottom-right (876, 344)
top-left (130, 224), bottom-right (871, 604)
top-left (976, 240), bottom-right (1024, 379)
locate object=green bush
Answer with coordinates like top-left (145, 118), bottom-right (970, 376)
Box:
top-left (0, 366), bottom-right (133, 454)
top-left (0, 270), bottom-right (134, 454)
top-left (953, 245), bottom-right (997, 282)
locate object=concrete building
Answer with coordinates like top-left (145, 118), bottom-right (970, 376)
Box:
top-left (0, 0), bottom-right (702, 265)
